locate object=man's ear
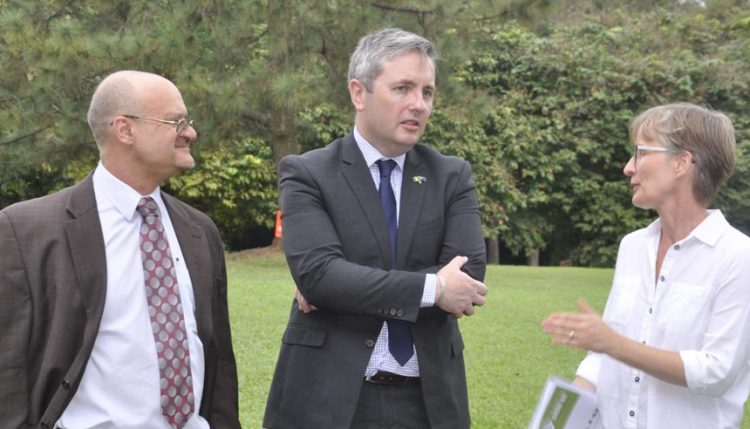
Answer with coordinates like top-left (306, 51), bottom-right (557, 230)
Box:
top-left (111, 116), bottom-right (135, 145)
top-left (348, 79), bottom-right (367, 112)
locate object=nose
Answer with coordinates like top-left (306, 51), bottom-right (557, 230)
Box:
top-left (182, 123), bottom-right (197, 142)
top-left (623, 156), bottom-right (635, 176)
top-left (409, 90), bottom-right (429, 112)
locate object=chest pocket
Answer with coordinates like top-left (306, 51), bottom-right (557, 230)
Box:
top-left (604, 276), bottom-right (640, 329)
top-left (659, 282), bottom-right (712, 335)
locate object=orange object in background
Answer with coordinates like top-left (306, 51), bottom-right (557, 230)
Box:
top-left (274, 210), bottom-right (283, 238)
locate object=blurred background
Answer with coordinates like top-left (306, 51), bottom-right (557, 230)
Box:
top-left (2, 0), bottom-right (749, 266)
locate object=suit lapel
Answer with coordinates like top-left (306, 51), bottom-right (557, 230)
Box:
top-left (64, 175), bottom-right (108, 320)
top-left (396, 149), bottom-right (428, 269)
top-left (339, 136), bottom-right (394, 268)
top-left (163, 193), bottom-right (213, 341)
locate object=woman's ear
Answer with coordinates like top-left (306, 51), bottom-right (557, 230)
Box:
top-left (674, 150), bottom-right (695, 177)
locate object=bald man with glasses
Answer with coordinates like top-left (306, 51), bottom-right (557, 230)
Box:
top-left (0, 70), bottom-right (240, 429)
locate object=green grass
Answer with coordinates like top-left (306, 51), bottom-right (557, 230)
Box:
top-left (226, 250), bottom-right (750, 428)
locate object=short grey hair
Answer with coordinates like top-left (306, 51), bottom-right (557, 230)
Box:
top-left (630, 102), bottom-right (736, 206)
top-left (87, 71), bottom-right (150, 146)
top-left (347, 28), bottom-right (438, 90)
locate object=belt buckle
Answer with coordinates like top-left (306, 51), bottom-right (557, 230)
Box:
top-left (365, 371), bottom-right (418, 385)
top-left (365, 372), bottom-right (389, 384)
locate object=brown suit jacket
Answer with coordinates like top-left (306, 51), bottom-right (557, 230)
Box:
top-left (264, 135), bottom-right (487, 429)
top-left (0, 174), bottom-right (240, 428)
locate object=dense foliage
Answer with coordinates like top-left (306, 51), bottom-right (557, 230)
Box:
top-left (2, 1), bottom-right (749, 264)
top-left (452, 10), bottom-right (750, 265)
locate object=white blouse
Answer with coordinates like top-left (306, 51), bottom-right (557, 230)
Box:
top-left (577, 210), bottom-right (750, 429)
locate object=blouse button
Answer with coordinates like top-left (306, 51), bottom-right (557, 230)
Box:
top-left (629, 410), bottom-right (635, 417)
top-left (674, 244), bottom-right (681, 250)
top-left (659, 275), bottom-right (665, 282)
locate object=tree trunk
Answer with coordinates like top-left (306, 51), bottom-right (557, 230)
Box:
top-left (486, 236), bottom-right (499, 265)
top-left (527, 249), bottom-right (540, 266)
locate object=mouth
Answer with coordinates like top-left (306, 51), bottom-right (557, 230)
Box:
top-left (400, 119), bottom-right (421, 131)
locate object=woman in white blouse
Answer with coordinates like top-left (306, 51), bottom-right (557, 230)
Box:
top-left (542, 102), bottom-right (750, 429)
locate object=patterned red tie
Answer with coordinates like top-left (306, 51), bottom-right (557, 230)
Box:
top-left (137, 197), bottom-right (194, 428)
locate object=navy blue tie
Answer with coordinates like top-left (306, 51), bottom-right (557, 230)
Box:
top-left (376, 159), bottom-right (414, 365)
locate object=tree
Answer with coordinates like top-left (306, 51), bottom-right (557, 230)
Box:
top-left (3, 0), bottom-right (750, 258)
top-left (456, 4), bottom-right (750, 266)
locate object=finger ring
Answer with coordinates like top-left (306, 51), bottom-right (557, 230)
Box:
top-left (568, 330), bottom-right (575, 340)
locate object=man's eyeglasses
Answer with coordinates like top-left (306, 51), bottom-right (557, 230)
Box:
top-left (632, 145), bottom-right (677, 163)
top-left (123, 114), bottom-right (194, 134)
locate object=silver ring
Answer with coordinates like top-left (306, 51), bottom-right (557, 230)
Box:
top-left (568, 330), bottom-right (576, 340)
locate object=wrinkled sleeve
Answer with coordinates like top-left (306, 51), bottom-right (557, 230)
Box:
top-left (680, 252), bottom-right (750, 396)
top-left (0, 211), bottom-right (32, 426)
top-left (279, 155), bottom-right (426, 321)
top-left (577, 352), bottom-right (603, 386)
top-left (206, 221), bottom-right (240, 428)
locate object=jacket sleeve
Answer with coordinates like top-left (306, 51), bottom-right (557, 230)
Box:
top-left (205, 221), bottom-right (241, 429)
top-left (279, 154), bottom-right (427, 322)
top-left (0, 211), bottom-right (32, 427)
top-left (434, 159), bottom-right (486, 282)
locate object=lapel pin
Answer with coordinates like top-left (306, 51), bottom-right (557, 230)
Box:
top-left (412, 176), bottom-right (426, 184)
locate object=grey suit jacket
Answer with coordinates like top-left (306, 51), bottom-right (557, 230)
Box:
top-left (264, 135), bottom-right (486, 429)
top-left (0, 174), bottom-right (240, 429)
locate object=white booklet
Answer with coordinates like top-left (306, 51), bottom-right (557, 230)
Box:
top-left (527, 376), bottom-right (601, 429)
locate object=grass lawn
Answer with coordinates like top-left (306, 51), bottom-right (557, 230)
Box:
top-left (226, 249), bottom-right (750, 428)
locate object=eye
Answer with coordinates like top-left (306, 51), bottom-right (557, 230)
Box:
top-left (423, 89), bottom-right (434, 99)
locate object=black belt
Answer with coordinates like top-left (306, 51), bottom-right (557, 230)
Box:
top-left (365, 371), bottom-right (421, 385)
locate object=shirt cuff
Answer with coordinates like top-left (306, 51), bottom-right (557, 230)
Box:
top-left (680, 349), bottom-right (706, 393)
top-left (420, 274), bottom-right (437, 308)
top-left (576, 352), bottom-right (602, 387)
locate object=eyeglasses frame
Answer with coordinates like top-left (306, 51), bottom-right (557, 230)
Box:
top-left (122, 114), bottom-right (194, 134)
top-left (632, 145), bottom-right (678, 164)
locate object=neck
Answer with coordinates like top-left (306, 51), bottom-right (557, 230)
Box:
top-left (101, 159), bottom-right (161, 196)
top-left (657, 203), bottom-right (708, 245)
top-left (354, 125), bottom-right (410, 158)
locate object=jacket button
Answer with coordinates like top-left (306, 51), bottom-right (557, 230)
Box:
top-left (365, 339), bottom-right (375, 348)
top-left (390, 308), bottom-right (397, 316)
top-left (62, 379), bottom-right (71, 389)
top-left (397, 310), bottom-right (403, 317)
top-left (377, 306), bottom-right (383, 314)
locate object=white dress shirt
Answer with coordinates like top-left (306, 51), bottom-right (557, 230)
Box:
top-left (577, 210), bottom-right (750, 429)
top-left (58, 163), bottom-right (208, 429)
top-left (353, 127), bottom-right (437, 377)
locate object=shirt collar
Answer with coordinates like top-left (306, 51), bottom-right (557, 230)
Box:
top-left (646, 209), bottom-right (729, 247)
top-left (353, 126), bottom-right (406, 170)
top-left (93, 162), bottom-right (165, 221)
top-left (690, 209), bottom-right (729, 246)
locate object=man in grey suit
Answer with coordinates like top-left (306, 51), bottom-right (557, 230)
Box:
top-left (0, 71), bottom-right (240, 428)
top-left (264, 28), bottom-right (488, 429)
